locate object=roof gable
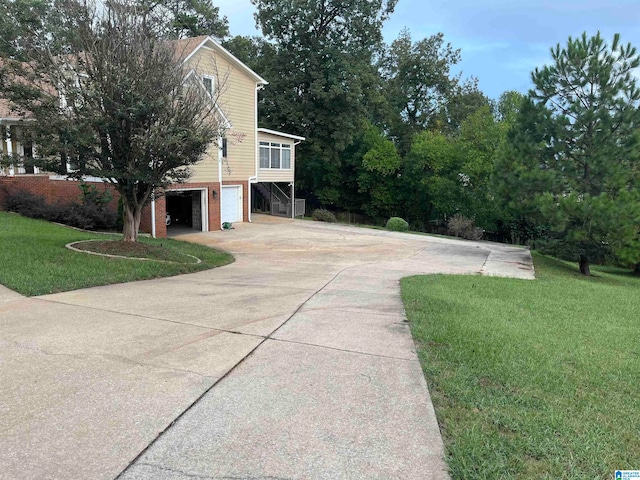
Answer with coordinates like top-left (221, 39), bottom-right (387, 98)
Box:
top-left (174, 36), bottom-right (268, 85)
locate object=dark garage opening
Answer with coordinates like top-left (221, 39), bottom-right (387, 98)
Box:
top-left (166, 190), bottom-right (203, 235)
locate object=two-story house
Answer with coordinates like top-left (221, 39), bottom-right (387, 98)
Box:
top-left (0, 36), bottom-right (305, 238)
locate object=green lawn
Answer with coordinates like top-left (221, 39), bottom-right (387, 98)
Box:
top-left (401, 253), bottom-right (640, 479)
top-left (0, 212), bottom-right (233, 296)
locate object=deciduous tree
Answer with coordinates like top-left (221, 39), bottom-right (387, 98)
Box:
top-left (380, 29), bottom-right (460, 152)
top-left (339, 122), bottom-right (401, 220)
top-left (250, 0), bottom-right (397, 204)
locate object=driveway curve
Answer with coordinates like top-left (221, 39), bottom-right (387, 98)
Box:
top-left (0, 216), bottom-right (533, 480)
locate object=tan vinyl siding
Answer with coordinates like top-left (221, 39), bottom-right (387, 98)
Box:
top-left (186, 47), bottom-right (257, 184)
top-left (257, 132), bottom-right (296, 183)
top-left (188, 142), bottom-right (219, 182)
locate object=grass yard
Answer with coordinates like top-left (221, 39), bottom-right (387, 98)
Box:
top-left (402, 253), bottom-right (640, 479)
top-left (0, 211), bottom-right (233, 296)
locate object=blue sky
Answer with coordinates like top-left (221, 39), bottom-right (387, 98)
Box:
top-left (216, 0), bottom-right (640, 100)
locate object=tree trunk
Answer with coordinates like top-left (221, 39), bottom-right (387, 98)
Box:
top-left (579, 255), bottom-right (590, 276)
top-left (634, 263), bottom-right (640, 275)
top-left (122, 204), bottom-right (142, 242)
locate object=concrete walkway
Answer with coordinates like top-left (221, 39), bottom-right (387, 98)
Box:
top-left (0, 217), bottom-right (533, 480)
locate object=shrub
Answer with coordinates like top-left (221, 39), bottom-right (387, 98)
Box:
top-left (3, 190), bottom-right (54, 219)
top-left (79, 182), bottom-right (113, 207)
top-left (386, 217), bottom-right (409, 232)
top-left (312, 208), bottom-right (337, 223)
top-left (2, 188), bottom-right (117, 231)
top-left (447, 214), bottom-right (483, 240)
top-left (61, 203), bottom-right (117, 230)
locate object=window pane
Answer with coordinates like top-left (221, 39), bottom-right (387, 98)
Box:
top-left (271, 148), bottom-right (280, 168)
top-left (282, 149), bottom-right (291, 169)
top-left (282, 144), bottom-right (291, 149)
top-left (260, 147), bottom-right (270, 168)
top-left (271, 142), bottom-right (280, 147)
top-left (259, 141), bottom-right (269, 146)
top-left (203, 77), bottom-right (213, 95)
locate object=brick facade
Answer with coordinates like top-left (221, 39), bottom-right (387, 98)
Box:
top-left (1, 175), bottom-right (251, 238)
top-left (141, 182), bottom-right (223, 238)
top-left (0, 175), bottom-right (120, 213)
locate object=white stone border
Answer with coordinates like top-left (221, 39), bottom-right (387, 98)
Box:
top-left (66, 240), bottom-right (202, 265)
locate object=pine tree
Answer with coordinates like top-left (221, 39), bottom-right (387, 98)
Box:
top-left (497, 32), bottom-right (640, 274)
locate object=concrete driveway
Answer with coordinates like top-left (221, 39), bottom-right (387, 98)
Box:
top-left (0, 216), bottom-right (533, 480)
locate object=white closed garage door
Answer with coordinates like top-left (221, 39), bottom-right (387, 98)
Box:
top-left (221, 185), bottom-right (242, 224)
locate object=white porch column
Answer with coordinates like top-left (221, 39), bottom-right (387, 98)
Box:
top-left (17, 131), bottom-right (25, 174)
top-left (32, 144), bottom-right (39, 174)
top-left (5, 125), bottom-right (14, 176)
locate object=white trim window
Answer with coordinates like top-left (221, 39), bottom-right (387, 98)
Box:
top-left (202, 75), bottom-right (215, 97)
top-left (259, 141), bottom-right (291, 169)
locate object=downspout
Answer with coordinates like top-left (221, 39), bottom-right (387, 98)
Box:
top-left (151, 195), bottom-right (157, 238)
top-left (251, 84), bottom-right (263, 224)
top-left (218, 135), bottom-right (223, 229)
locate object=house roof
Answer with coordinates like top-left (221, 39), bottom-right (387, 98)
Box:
top-left (0, 99), bottom-right (32, 122)
top-left (0, 99), bottom-right (13, 119)
top-left (0, 59), bottom-right (25, 121)
top-left (174, 36), bottom-right (268, 85)
top-left (258, 128), bottom-right (306, 141)
top-left (0, 58), bottom-right (48, 122)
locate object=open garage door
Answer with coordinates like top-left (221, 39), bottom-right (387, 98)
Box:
top-left (221, 185), bottom-right (242, 224)
top-left (166, 189), bottom-right (206, 234)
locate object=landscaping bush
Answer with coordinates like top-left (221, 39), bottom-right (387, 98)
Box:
top-left (62, 203), bottom-right (117, 230)
top-left (79, 182), bottom-right (113, 208)
top-left (447, 214), bottom-right (483, 240)
top-left (386, 217), bottom-right (409, 232)
top-left (312, 208), bottom-right (337, 223)
top-left (2, 188), bottom-right (117, 231)
top-left (3, 190), bottom-right (55, 220)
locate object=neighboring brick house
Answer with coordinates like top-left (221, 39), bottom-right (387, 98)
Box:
top-left (0, 36), bottom-right (305, 237)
